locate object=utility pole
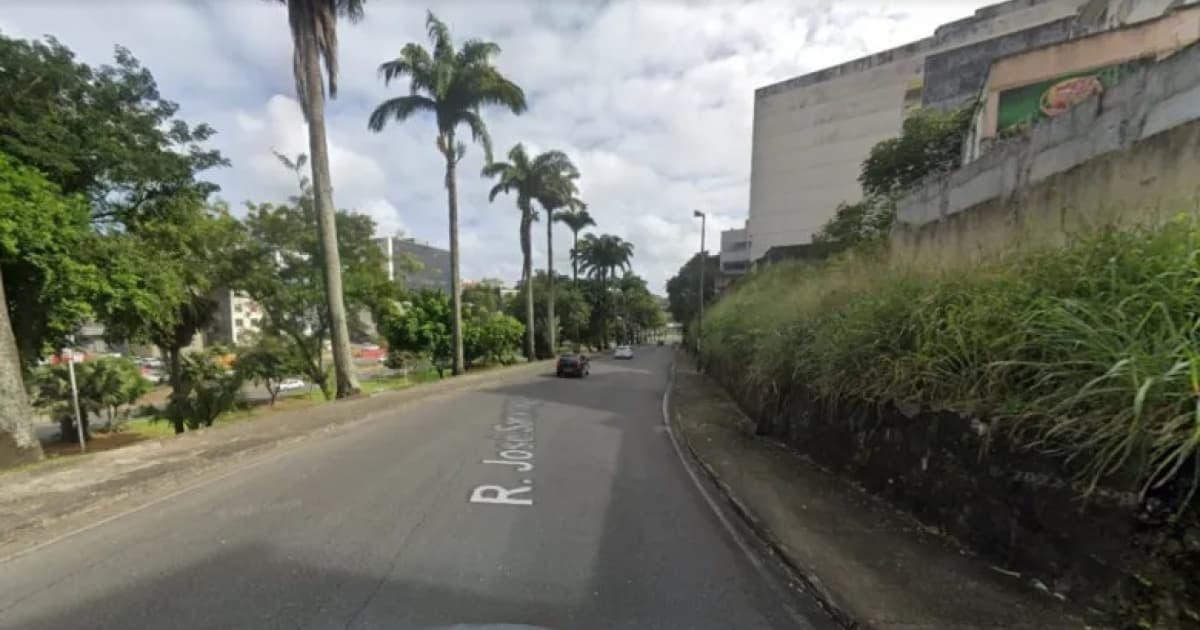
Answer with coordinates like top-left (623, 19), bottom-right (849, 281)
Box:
top-left (65, 336), bottom-right (84, 453)
top-left (692, 209), bottom-right (707, 356)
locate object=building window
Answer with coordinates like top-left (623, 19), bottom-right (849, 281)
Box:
top-left (234, 303), bottom-right (243, 313)
top-left (235, 318), bottom-right (244, 328)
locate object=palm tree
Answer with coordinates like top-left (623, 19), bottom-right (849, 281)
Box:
top-left (368, 11), bottom-right (526, 375)
top-left (554, 208), bottom-right (595, 284)
top-left (482, 144), bottom-right (578, 360)
top-left (575, 233), bottom-right (634, 348)
top-left (538, 181), bottom-right (584, 355)
top-left (278, 0), bottom-right (364, 398)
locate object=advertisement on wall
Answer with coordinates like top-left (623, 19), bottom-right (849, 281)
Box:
top-left (996, 57), bottom-right (1153, 133)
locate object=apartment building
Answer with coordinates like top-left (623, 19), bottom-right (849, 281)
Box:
top-left (207, 289), bottom-right (263, 347)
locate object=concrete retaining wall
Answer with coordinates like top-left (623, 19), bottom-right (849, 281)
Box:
top-left (893, 42), bottom-right (1200, 267)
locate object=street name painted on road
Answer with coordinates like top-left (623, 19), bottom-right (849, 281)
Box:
top-left (469, 397), bottom-right (537, 507)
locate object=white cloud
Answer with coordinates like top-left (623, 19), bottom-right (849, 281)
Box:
top-left (2, 0), bottom-right (990, 292)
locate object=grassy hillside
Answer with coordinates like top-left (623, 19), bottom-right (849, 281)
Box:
top-left (701, 217), bottom-right (1200, 504)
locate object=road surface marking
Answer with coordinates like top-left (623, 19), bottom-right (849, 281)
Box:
top-left (470, 398), bottom-right (536, 507)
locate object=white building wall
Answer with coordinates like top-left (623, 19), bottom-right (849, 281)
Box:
top-left (746, 0), bottom-right (1089, 261)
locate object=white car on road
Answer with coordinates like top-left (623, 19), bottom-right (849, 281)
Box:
top-left (614, 345), bottom-right (634, 360)
top-left (278, 378), bottom-right (306, 391)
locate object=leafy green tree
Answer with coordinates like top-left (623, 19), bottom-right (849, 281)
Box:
top-left (462, 279), bottom-right (505, 314)
top-left (166, 346), bottom-right (243, 431)
top-left (554, 208), bottom-right (596, 284)
top-left (239, 198), bottom-right (393, 400)
top-left (465, 311), bottom-right (524, 366)
top-left (615, 273), bottom-right (666, 345)
top-left (483, 144), bottom-right (579, 360)
top-left (859, 106), bottom-right (972, 198)
top-left (236, 334), bottom-right (304, 406)
top-left (0, 151), bottom-right (99, 463)
top-left (0, 35), bottom-right (227, 219)
top-left (666, 252), bottom-right (719, 329)
top-left (368, 11), bottom-right (526, 375)
top-left (277, 0), bottom-right (366, 399)
top-left (507, 272), bottom-right (591, 357)
top-left (0, 153), bottom-right (99, 370)
top-left (813, 197), bottom-right (895, 250)
top-left (381, 289), bottom-right (454, 376)
top-left (0, 34), bottom-right (232, 446)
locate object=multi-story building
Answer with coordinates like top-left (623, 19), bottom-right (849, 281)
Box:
top-left (719, 224), bottom-right (751, 277)
top-left (207, 289), bottom-right (263, 347)
top-left (745, 0), bottom-right (1197, 263)
top-left (746, 0), bottom-right (1091, 262)
top-left (377, 236), bottom-right (452, 294)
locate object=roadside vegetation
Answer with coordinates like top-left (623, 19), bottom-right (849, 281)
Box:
top-left (702, 217), bottom-right (1200, 506)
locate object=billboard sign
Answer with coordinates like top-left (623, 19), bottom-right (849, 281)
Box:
top-left (996, 58), bottom-right (1152, 134)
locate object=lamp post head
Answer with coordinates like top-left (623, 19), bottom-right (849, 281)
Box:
top-left (692, 209), bottom-right (705, 219)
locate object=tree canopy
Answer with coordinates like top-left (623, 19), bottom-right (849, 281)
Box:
top-left (665, 252), bottom-right (719, 327)
top-left (859, 106), bottom-right (972, 199)
top-left (238, 197), bottom-right (393, 399)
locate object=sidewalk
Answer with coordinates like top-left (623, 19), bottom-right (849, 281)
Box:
top-left (0, 361), bottom-right (552, 558)
top-left (669, 354), bottom-right (1095, 629)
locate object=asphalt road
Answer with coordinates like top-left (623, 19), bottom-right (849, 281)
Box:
top-left (0, 347), bottom-right (826, 630)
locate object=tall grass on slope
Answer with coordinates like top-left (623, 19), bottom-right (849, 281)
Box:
top-left (702, 219), bottom-right (1200, 506)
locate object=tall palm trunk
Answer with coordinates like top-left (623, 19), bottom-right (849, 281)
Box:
top-left (0, 271), bottom-right (42, 465)
top-left (571, 230), bottom-right (580, 285)
top-left (601, 268), bottom-right (611, 349)
top-left (545, 216), bottom-right (556, 354)
top-left (520, 211), bottom-right (535, 361)
top-left (298, 23), bottom-right (360, 397)
top-left (442, 139), bottom-right (465, 375)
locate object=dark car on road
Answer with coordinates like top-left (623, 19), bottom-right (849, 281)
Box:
top-left (556, 352), bottom-right (589, 378)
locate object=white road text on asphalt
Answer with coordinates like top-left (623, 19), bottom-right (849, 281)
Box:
top-left (469, 397), bottom-right (536, 507)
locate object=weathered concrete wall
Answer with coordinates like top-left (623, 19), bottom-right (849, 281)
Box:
top-left (922, 16), bottom-right (1082, 111)
top-left (893, 41), bottom-right (1200, 267)
top-left (746, 0), bottom-right (1087, 262)
top-left (703, 359), bottom-right (1200, 627)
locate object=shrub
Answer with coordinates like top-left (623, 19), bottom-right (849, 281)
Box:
top-left (165, 346), bottom-right (243, 433)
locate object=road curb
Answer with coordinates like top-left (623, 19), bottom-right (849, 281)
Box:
top-left (664, 350), bottom-right (860, 630)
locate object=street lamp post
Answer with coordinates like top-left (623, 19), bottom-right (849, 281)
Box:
top-left (692, 209), bottom-right (706, 356)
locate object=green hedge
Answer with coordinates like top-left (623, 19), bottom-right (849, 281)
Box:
top-left (702, 218), bottom-right (1200, 503)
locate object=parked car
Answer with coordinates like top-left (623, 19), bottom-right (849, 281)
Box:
top-left (278, 378), bottom-right (306, 391)
top-left (556, 353), bottom-right (590, 378)
top-left (614, 345), bottom-right (634, 360)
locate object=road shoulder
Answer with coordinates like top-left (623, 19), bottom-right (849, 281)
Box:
top-left (668, 351), bottom-right (1091, 629)
top-left (0, 361), bottom-right (552, 559)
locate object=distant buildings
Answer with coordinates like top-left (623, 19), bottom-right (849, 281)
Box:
top-left (376, 236), bottom-right (452, 294)
top-left (741, 0), bottom-right (1196, 266)
top-left (718, 223), bottom-right (750, 277)
top-left (207, 289), bottom-right (263, 346)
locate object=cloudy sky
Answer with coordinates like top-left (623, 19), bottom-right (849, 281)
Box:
top-left (1, 0), bottom-right (988, 292)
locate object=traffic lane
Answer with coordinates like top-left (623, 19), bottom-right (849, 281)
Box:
top-left (0, 348), bottom-right (821, 629)
top-left (0, 387), bottom-right (490, 630)
top-left (477, 348), bottom-right (821, 630)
